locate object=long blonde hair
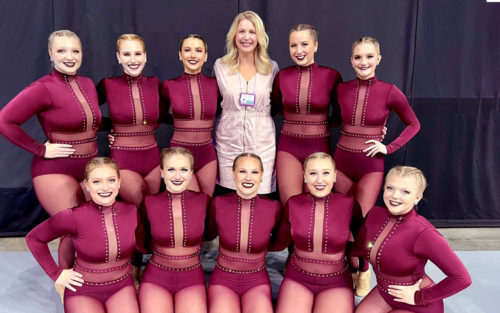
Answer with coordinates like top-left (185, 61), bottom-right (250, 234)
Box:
top-left (220, 11), bottom-right (272, 75)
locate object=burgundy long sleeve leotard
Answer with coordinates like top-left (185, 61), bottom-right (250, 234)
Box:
top-left (351, 206), bottom-right (471, 312)
top-left (276, 192), bottom-right (354, 294)
top-left (206, 193), bottom-right (281, 296)
top-left (161, 73), bottom-right (219, 173)
top-left (25, 201), bottom-right (138, 305)
top-left (139, 190), bottom-right (210, 294)
top-left (0, 69), bottom-right (101, 180)
top-left (272, 63), bottom-right (342, 163)
top-left (334, 77), bottom-right (420, 181)
top-left (97, 74), bottom-right (161, 176)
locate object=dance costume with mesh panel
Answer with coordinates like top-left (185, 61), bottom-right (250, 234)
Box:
top-left (334, 77), bottom-right (420, 181)
top-left (0, 69), bottom-right (101, 180)
top-left (277, 192), bottom-right (354, 294)
top-left (98, 74), bottom-right (160, 176)
top-left (25, 201), bottom-right (138, 303)
top-left (207, 193), bottom-right (281, 295)
top-left (141, 190), bottom-right (210, 293)
top-left (351, 206), bottom-right (471, 312)
top-left (272, 63), bottom-right (342, 163)
top-left (161, 73), bottom-right (218, 172)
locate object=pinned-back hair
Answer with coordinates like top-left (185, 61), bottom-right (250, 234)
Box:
top-left (232, 153), bottom-right (264, 172)
top-left (352, 36), bottom-right (380, 55)
top-left (303, 152), bottom-right (335, 170)
top-left (179, 34), bottom-right (208, 52)
top-left (160, 147), bottom-right (194, 170)
top-left (289, 24), bottom-right (318, 42)
top-left (48, 29), bottom-right (81, 51)
top-left (116, 33), bottom-right (146, 52)
top-left (84, 157), bottom-right (120, 180)
top-left (386, 166), bottom-right (427, 194)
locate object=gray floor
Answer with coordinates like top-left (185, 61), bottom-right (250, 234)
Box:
top-left (0, 228), bottom-right (499, 313)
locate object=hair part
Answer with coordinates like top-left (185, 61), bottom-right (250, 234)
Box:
top-left (220, 10), bottom-right (272, 75)
top-left (84, 157), bottom-right (120, 181)
top-left (116, 33), bottom-right (146, 52)
top-left (289, 24), bottom-right (318, 43)
top-left (352, 36), bottom-right (380, 55)
top-left (48, 30), bottom-right (81, 51)
top-left (386, 166), bottom-right (427, 194)
top-left (179, 34), bottom-right (208, 52)
top-left (160, 147), bottom-right (194, 170)
top-left (232, 153), bottom-right (264, 172)
top-left (303, 152), bottom-right (336, 171)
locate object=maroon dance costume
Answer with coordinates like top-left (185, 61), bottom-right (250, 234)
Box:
top-left (351, 206), bottom-right (471, 312)
top-left (277, 192), bottom-right (354, 294)
top-left (334, 77), bottom-right (420, 180)
top-left (161, 73), bottom-right (219, 172)
top-left (0, 69), bottom-right (101, 180)
top-left (97, 74), bottom-right (160, 176)
top-left (206, 193), bottom-right (281, 295)
top-left (140, 190), bottom-right (210, 293)
top-left (272, 63), bottom-right (342, 162)
top-left (25, 201), bottom-right (138, 303)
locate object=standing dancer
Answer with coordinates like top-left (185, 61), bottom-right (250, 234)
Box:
top-left (97, 33), bottom-right (161, 207)
top-left (162, 34), bottom-right (219, 196)
top-left (272, 24), bottom-right (342, 206)
top-left (0, 30), bottom-right (101, 281)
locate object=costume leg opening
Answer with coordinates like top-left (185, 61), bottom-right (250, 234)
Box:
top-left (187, 174), bottom-right (201, 193)
top-left (241, 284), bottom-right (273, 313)
top-left (355, 287), bottom-right (391, 313)
top-left (276, 151), bottom-right (304, 207)
top-left (138, 282), bottom-right (174, 313)
top-left (208, 285), bottom-right (241, 313)
top-left (175, 284), bottom-right (207, 313)
top-left (334, 170), bottom-right (355, 196)
top-left (64, 295), bottom-right (106, 313)
top-left (105, 284), bottom-right (139, 313)
top-left (355, 172), bottom-right (384, 217)
top-left (144, 165), bottom-right (161, 195)
top-left (118, 170), bottom-right (147, 207)
top-left (313, 287), bottom-right (354, 313)
top-left (33, 174), bottom-right (85, 269)
top-left (275, 278), bottom-right (314, 313)
top-left (195, 160), bottom-right (217, 197)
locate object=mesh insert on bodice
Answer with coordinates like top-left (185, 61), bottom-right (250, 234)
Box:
top-left (74, 204), bottom-right (130, 285)
top-left (50, 76), bottom-right (98, 157)
top-left (282, 67), bottom-right (329, 137)
top-left (337, 80), bottom-right (384, 152)
top-left (171, 75), bottom-right (213, 144)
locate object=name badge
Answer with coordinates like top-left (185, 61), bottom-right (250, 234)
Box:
top-left (239, 92), bottom-right (256, 106)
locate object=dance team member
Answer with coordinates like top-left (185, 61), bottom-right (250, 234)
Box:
top-left (334, 37), bottom-right (420, 295)
top-left (26, 157), bottom-right (139, 313)
top-left (351, 166), bottom-right (471, 313)
top-left (274, 152), bottom-right (354, 313)
top-left (138, 147), bottom-right (210, 313)
top-left (206, 153), bottom-right (281, 313)
top-left (97, 33), bottom-right (161, 207)
top-left (0, 30), bottom-right (101, 272)
top-left (161, 34), bottom-right (219, 196)
top-left (334, 36), bottom-right (420, 218)
top-left (272, 24), bottom-right (342, 206)
top-left (214, 11), bottom-right (279, 194)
